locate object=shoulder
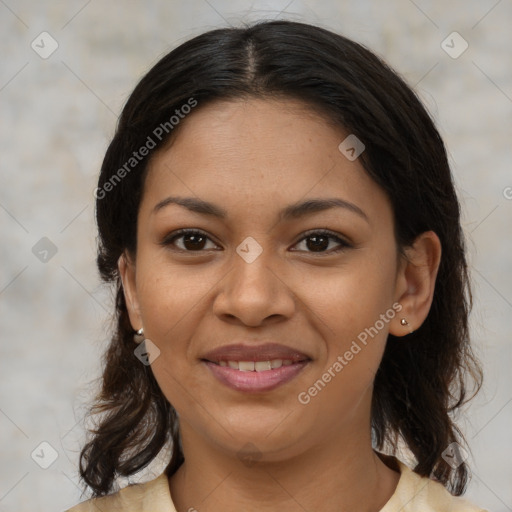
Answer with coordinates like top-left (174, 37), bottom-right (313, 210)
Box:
top-left (380, 458), bottom-right (489, 512)
top-left (64, 472), bottom-right (175, 512)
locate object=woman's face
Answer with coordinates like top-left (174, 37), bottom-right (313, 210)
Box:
top-left (121, 97), bottom-right (410, 461)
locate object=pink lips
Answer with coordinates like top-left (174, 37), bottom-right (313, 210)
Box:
top-left (201, 343), bottom-right (311, 393)
top-left (204, 361), bottom-right (308, 392)
top-left (201, 343), bottom-right (310, 363)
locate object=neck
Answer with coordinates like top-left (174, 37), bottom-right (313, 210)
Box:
top-left (169, 416), bottom-right (400, 512)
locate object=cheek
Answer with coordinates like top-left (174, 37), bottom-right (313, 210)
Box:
top-left (135, 262), bottom-right (204, 350)
top-left (136, 234), bottom-right (209, 308)
top-left (309, 248), bottom-right (397, 385)
top-left (314, 250), bottom-right (396, 336)
top-left (133, 257), bottom-right (216, 406)
top-left (297, 289), bottom-right (394, 427)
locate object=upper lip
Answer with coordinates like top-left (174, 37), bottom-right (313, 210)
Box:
top-left (201, 343), bottom-right (311, 363)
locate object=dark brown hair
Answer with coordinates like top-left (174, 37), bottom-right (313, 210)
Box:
top-left (79, 19), bottom-right (483, 498)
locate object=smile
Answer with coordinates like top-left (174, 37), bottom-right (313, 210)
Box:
top-left (203, 359), bottom-right (309, 392)
top-left (210, 359), bottom-right (295, 371)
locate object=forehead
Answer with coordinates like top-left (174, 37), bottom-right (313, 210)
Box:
top-left (141, 98), bottom-right (391, 225)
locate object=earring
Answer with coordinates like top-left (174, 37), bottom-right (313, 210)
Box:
top-left (134, 328), bottom-right (145, 344)
top-left (400, 318), bottom-right (414, 335)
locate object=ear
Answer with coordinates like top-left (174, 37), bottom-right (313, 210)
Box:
top-left (390, 231), bottom-right (442, 337)
top-left (118, 252), bottom-right (143, 331)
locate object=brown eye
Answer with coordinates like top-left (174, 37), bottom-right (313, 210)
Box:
top-left (292, 230), bottom-right (351, 254)
top-left (161, 229), bottom-right (218, 252)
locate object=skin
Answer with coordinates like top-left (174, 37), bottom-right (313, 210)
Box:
top-left (119, 97), bottom-right (441, 512)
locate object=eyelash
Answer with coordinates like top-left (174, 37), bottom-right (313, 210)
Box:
top-left (160, 228), bottom-right (352, 255)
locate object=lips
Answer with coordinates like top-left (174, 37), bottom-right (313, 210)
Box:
top-left (200, 343), bottom-right (312, 392)
top-left (201, 342), bottom-right (311, 364)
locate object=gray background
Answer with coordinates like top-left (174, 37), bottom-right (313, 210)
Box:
top-left (1, 1), bottom-right (511, 511)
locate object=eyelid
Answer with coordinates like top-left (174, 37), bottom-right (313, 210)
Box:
top-left (296, 228), bottom-right (352, 247)
top-left (160, 228), bottom-right (353, 254)
top-left (160, 228), bottom-right (220, 250)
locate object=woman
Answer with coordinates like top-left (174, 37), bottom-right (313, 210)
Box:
top-left (66, 19), bottom-right (487, 511)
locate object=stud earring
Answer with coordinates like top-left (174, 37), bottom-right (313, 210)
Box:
top-left (400, 318), bottom-right (414, 335)
top-left (134, 328), bottom-right (145, 344)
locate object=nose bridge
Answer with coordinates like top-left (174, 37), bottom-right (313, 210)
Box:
top-left (213, 235), bottom-right (295, 324)
top-left (231, 235), bottom-right (277, 296)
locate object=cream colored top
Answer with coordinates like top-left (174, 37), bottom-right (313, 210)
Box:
top-left (66, 458), bottom-right (488, 512)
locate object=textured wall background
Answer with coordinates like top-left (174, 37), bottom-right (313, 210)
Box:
top-left (1, 1), bottom-right (511, 511)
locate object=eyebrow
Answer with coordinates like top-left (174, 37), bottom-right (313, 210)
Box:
top-left (153, 196), bottom-right (369, 222)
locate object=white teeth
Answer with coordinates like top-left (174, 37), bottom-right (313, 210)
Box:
top-left (216, 359), bottom-right (297, 371)
top-left (255, 361), bottom-right (272, 371)
top-left (238, 361), bottom-right (255, 372)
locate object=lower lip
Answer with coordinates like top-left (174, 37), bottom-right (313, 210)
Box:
top-left (203, 361), bottom-right (309, 392)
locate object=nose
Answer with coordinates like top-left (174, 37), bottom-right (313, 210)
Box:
top-left (212, 244), bottom-right (296, 327)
